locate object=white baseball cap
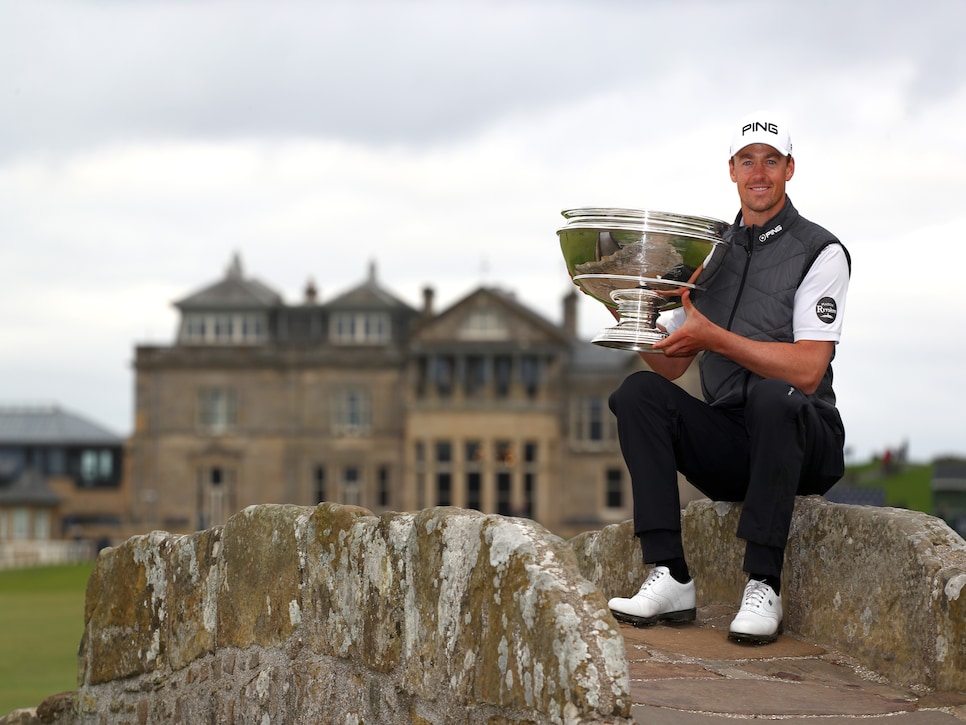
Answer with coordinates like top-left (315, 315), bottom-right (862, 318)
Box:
top-left (729, 112), bottom-right (792, 157)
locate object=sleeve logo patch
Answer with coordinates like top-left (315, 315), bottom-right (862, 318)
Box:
top-left (815, 297), bottom-right (838, 324)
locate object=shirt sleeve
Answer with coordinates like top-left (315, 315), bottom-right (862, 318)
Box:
top-left (793, 244), bottom-right (850, 342)
top-left (658, 244), bottom-right (850, 341)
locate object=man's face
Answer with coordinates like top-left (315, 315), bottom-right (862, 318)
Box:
top-left (729, 143), bottom-right (795, 225)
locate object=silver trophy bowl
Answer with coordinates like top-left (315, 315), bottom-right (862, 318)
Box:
top-left (558, 208), bottom-right (729, 352)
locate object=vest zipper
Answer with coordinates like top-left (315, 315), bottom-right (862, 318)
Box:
top-left (731, 241), bottom-right (755, 404)
top-left (726, 240), bottom-right (754, 331)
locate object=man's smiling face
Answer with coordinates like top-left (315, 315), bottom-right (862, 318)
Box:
top-left (729, 143), bottom-right (795, 226)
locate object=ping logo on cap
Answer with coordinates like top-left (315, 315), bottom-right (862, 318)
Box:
top-left (742, 121), bottom-right (779, 136)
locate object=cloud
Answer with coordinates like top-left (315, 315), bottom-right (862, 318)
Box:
top-left (1, 0), bottom-right (965, 462)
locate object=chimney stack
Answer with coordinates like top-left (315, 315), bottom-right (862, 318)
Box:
top-left (423, 286), bottom-right (435, 316)
top-left (563, 289), bottom-right (578, 338)
top-left (304, 278), bottom-right (318, 304)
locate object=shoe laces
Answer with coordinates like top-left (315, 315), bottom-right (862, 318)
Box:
top-left (742, 580), bottom-right (774, 608)
top-left (638, 566), bottom-right (669, 593)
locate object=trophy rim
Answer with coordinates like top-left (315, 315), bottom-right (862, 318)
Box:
top-left (558, 207), bottom-right (728, 242)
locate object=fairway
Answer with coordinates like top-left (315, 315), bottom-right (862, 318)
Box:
top-left (0, 562), bottom-right (94, 716)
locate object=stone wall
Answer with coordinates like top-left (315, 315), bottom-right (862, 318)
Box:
top-left (28, 503), bottom-right (631, 724)
top-left (5, 496), bottom-right (965, 724)
top-left (571, 496), bottom-right (966, 692)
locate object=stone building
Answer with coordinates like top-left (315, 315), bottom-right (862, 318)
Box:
top-left (126, 255), bottom-right (699, 539)
top-left (0, 405), bottom-right (124, 565)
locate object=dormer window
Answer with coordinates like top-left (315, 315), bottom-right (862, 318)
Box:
top-left (458, 308), bottom-right (509, 340)
top-left (180, 313), bottom-right (267, 344)
top-left (331, 312), bottom-right (391, 345)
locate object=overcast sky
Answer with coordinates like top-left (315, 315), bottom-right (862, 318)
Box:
top-left (1, 0), bottom-right (964, 463)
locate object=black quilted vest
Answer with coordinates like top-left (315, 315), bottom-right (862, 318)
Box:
top-left (693, 197), bottom-right (850, 408)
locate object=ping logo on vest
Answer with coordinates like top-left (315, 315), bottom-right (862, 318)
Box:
top-left (742, 121), bottom-right (779, 136)
top-left (759, 224), bottom-right (782, 243)
top-left (815, 297), bottom-right (838, 324)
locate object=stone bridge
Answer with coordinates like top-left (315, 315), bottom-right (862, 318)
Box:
top-left (2, 496), bottom-right (964, 724)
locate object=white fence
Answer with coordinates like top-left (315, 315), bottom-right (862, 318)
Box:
top-left (0, 539), bottom-right (96, 570)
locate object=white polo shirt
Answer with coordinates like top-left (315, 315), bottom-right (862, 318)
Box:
top-left (659, 243), bottom-right (850, 342)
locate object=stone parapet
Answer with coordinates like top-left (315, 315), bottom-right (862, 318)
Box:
top-left (572, 495), bottom-right (966, 693)
top-left (5, 496), bottom-right (965, 724)
top-left (66, 504), bottom-right (631, 724)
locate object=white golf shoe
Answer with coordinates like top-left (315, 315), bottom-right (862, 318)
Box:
top-left (729, 579), bottom-right (783, 644)
top-left (608, 566), bottom-right (696, 626)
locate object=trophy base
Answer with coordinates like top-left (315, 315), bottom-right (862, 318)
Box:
top-left (590, 287), bottom-right (669, 353)
top-left (592, 323), bottom-right (667, 353)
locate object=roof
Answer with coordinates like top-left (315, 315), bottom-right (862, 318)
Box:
top-left (0, 406), bottom-right (122, 445)
top-left (427, 286), bottom-right (570, 345)
top-left (325, 262), bottom-right (417, 312)
top-left (175, 253), bottom-right (283, 310)
top-left (934, 460), bottom-right (966, 480)
top-left (568, 338), bottom-right (641, 373)
top-left (0, 467), bottom-right (62, 506)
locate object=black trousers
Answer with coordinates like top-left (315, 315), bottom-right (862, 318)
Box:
top-left (608, 371), bottom-right (845, 578)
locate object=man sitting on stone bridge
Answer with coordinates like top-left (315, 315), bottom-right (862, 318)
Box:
top-left (607, 112), bottom-right (851, 643)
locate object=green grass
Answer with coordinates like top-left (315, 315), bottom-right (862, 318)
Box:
top-left (843, 461), bottom-right (935, 514)
top-left (877, 463), bottom-right (934, 513)
top-left (0, 562), bottom-right (94, 716)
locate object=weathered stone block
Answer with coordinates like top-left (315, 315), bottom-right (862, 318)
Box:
top-left (298, 504), bottom-right (632, 722)
top-left (166, 527), bottom-right (222, 670)
top-left (57, 503), bottom-right (638, 723)
top-left (570, 519), bottom-right (646, 600)
top-left (79, 531), bottom-right (180, 685)
top-left (784, 497), bottom-right (966, 691)
top-left (394, 507), bottom-right (629, 720)
top-left (586, 497), bottom-right (966, 692)
top-left (681, 500), bottom-right (750, 605)
top-left (216, 504), bottom-right (304, 650)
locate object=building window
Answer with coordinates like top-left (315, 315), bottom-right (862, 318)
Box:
top-left (436, 472), bottom-right (452, 506)
top-left (13, 508), bottom-right (30, 540)
top-left (0, 448), bottom-right (25, 483)
top-left (605, 467), bottom-right (624, 509)
top-left (314, 465), bottom-right (326, 503)
top-left (465, 440), bottom-right (482, 511)
top-left (331, 312), bottom-right (391, 345)
top-left (435, 441), bottom-right (452, 464)
top-left (497, 473), bottom-right (512, 516)
top-left (240, 315), bottom-right (264, 342)
top-left (378, 466), bottom-right (390, 508)
top-left (458, 309), bottom-right (509, 340)
top-left (415, 441), bottom-right (426, 510)
top-left (521, 356), bottom-right (541, 399)
top-left (466, 471), bottom-right (482, 511)
top-left (214, 315), bottom-right (234, 340)
top-left (198, 388), bottom-right (238, 432)
top-left (432, 356), bottom-right (456, 398)
top-left (495, 440), bottom-right (514, 466)
top-left (573, 396), bottom-right (615, 445)
top-left (523, 441), bottom-right (537, 518)
top-left (71, 448), bottom-right (119, 488)
top-left (435, 441), bottom-right (452, 506)
top-left (34, 510), bottom-right (50, 540)
top-left (184, 315), bottom-right (207, 342)
top-left (332, 388), bottom-right (371, 436)
top-left (46, 448), bottom-right (66, 476)
top-left (464, 356), bottom-right (487, 397)
top-left (79, 449), bottom-right (114, 487)
top-left (181, 313), bottom-right (266, 344)
top-left (465, 440), bottom-right (482, 464)
top-left (494, 356), bottom-right (512, 398)
top-left (198, 465), bottom-right (234, 530)
top-left (343, 466), bottom-right (361, 506)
